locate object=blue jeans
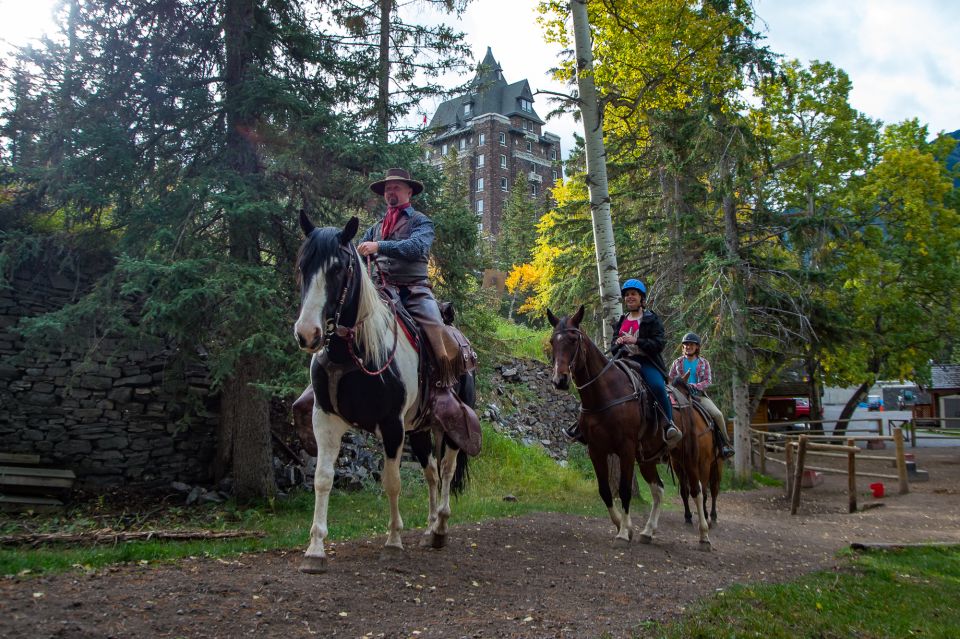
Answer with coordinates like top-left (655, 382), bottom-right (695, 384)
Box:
top-left (638, 362), bottom-right (672, 422)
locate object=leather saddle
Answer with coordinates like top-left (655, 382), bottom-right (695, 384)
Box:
top-left (392, 298), bottom-right (481, 456)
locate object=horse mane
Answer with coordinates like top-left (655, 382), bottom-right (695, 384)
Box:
top-left (352, 247), bottom-right (395, 368)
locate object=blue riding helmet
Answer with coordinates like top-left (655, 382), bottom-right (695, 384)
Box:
top-left (621, 278), bottom-right (647, 297)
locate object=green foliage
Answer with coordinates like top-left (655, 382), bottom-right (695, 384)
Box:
top-left (648, 546), bottom-right (960, 638)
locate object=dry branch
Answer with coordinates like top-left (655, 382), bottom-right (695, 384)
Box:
top-left (0, 529), bottom-right (263, 546)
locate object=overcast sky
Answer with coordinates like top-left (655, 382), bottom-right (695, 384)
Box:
top-left (3, 0), bottom-right (957, 158)
top-left (434, 0), bottom-right (960, 156)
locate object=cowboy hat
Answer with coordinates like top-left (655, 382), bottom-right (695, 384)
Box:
top-left (368, 168), bottom-right (424, 196)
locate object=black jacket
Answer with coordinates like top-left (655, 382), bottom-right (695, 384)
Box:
top-left (610, 310), bottom-right (668, 376)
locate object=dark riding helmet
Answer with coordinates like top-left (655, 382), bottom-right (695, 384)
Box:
top-left (621, 278), bottom-right (647, 297)
top-left (681, 332), bottom-right (701, 345)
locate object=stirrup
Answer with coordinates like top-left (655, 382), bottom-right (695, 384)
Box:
top-left (664, 424), bottom-right (682, 448)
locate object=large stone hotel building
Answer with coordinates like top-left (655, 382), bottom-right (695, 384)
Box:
top-left (423, 48), bottom-right (563, 237)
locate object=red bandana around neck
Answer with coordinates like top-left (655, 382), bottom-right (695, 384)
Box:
top-left (380, 203), bottom-right (409, 239)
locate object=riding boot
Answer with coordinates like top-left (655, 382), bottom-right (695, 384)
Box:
top-left (564, 421), bottom-right (586, 444)
top-left (715, 422), bottom-right (735, 459)
top-left (664, 420), bottom-right (682, 448)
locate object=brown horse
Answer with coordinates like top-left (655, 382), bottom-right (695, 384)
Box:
top-left (669, 376), bottom-right (722, 534)
top-left (546, 306), bottom-right (658, 544)
top-left (547, 306), bottom-right (713, 549)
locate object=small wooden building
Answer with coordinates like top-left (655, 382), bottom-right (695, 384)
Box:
top-left (914, 364), bottom-right (960, 424)
top-left (749, 382), bottom-right (811, 426)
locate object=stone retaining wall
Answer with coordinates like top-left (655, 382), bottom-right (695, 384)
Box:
top-left (0, 246), bottom-right (217, 488)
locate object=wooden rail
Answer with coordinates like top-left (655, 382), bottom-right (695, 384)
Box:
top-left (750, 427), bottom-right (909, 515)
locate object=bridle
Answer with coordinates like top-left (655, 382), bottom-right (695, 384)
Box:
top-left (554, 327), bottom-right (617, 391)
top-left (316, 244), bottom-right (400, 376)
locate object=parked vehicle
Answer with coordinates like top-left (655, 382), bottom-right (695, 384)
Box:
top-left (794, 398), bottom-right (810, 418)
top-left (867, 395), bottom-right (883, 411)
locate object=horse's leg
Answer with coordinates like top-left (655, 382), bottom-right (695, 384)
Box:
top-left (680, 472), bottom-right (693, 525)
top-left (380, 416), bottom-right (406, 557)
top-left (427, 440), bottom-right (460, 548)
top-left (408, 431), bottom-right (439, 543)
top-left (709, 457), bottom-right (721, 526)
top-left (691, 432), bottom-right (712, 550)
top-left (614, 447), bottom-right (636, 544)
top-left (300, 410), bottom-right (349, 574)
top-left (637, 463), bottom-right (663, 544)
top-left (588, 447), bottom-right (620, 533)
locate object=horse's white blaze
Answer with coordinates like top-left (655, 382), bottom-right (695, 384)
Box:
top-left (640, 482), bottom-right (664, 539)
top-left (294, 261), bottom-right (332, 350)
top-left (305, 406), bottom-right (349, 560)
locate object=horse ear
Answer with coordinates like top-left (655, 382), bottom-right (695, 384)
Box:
top-left (571, 305), bottom-right (585, 327)
top-left (546, 309), bottom-right (559, 327)
top-left (342, 216), bottom-right (359, 244)
top-left (299, 209), bottom-right (315, 237)
top-left (682, 369), bottom-right (690, 382)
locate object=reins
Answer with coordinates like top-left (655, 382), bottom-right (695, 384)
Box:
top-left (323, 247), bottom-right (400, 376)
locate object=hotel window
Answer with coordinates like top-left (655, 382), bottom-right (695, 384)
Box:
top-left (458, 138), bottom-right (466, 151)
top-left (476, 177), bottom-right (484, 192)
top-left (550, 149), bottom-right (557, 160)
top-left (499, 132), bottom-right (506, 145)
top-left (500, 177), bottom-right (508, 191)
top-left (531, 183), bottom-right (539, 197)
top-left (499, 154), bottom-right (507, 169)
top-left (477, 154), bottom-right (485, 168)
top-left (441, 143), bottom-right (448, 155)
top-left (526, 141), bottom-right (532, 152)
top-left (519, 98), bottom-right (532, 112)
top-left (476, 199), bottom-right (484, 214)
top-left (478, 133), bottom-right (486, 145)
top-left (464, 102), bottom-right (472, 116)
top-left (552, 169), bottom-right (559, 181)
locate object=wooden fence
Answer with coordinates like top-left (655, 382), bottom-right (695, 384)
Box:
top-left (749, 427), bottom-right (909, 515)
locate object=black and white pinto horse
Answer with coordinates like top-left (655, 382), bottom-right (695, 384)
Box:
top-left (293, 213), bottom-right (471, 573)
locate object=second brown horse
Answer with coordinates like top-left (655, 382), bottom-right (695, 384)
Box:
top-left (547, 306), bottom-right (714, 549)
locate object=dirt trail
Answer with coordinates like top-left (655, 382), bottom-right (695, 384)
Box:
top-left (2, 448), bottom-right (959, 639)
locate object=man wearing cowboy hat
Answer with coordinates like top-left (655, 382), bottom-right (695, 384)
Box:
top-left (356, 168), bottom-right (449, 360)
top-left (292, 168), bottom-right (480, 457)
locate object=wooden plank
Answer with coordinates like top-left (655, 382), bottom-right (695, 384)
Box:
top-left (0, 453), bottom-right (41, 465)
top-left (0, 475), bottom-right (74, 489)
top-left (0, 494), bottom-right (63, 513)
top-left (0, 466), bottom-right (76, 479)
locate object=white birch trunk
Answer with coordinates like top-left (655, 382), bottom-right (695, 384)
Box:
top-left (569, 0), bottom-right (621, 343)
top-left (720, 157), bottom-right (752, 480)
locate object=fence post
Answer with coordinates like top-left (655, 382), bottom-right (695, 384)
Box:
top-left (790, 436), bottom-right (808, 515)
top-left (894, 427), bottom-right (909, 495)
top-left (785, 436), bottom-right (794, 498)
top-left (759, 431), bottom-right (767, 475)
top-left (910, 419), bottom-right (917, 448)
top-left (846, 438), bottom-right (857, 513)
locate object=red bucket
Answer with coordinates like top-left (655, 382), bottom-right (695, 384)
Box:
top-left (869, 482), bottom-right (885, 498)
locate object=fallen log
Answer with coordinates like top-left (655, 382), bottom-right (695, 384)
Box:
top-left (0, 529), bottom-right (264, 546)
top-left (850, 541), bottom-right (960, 551)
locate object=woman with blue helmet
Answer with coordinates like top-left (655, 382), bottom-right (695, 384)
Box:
top-left (566, 279), bottom-right (681, 447)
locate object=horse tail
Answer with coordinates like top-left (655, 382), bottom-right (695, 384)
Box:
top-left (451, 449), bottom-right (469, 496)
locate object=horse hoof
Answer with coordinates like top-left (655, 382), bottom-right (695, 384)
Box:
top-left (299, 555), bottom-right (328, 574)
top-left (380, 544), bottom-right (404, 561)
top-left (698, 541), bottom-right (712, 552)
top-left (638, 533), bottom-right (653, 545)
top-left (429, 533), bottom-right (448, 549)
top-left (684, 517), bottom-right (693, 525)
top-left (613, 536), bottom-right (631, 547)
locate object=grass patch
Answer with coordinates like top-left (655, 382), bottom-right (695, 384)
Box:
top-left (646, 545), bottom-right (960, 638)
top-left (0, 425), bottom-right (603, 577)
top-left (492, 317), bottom-right (549, 362)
